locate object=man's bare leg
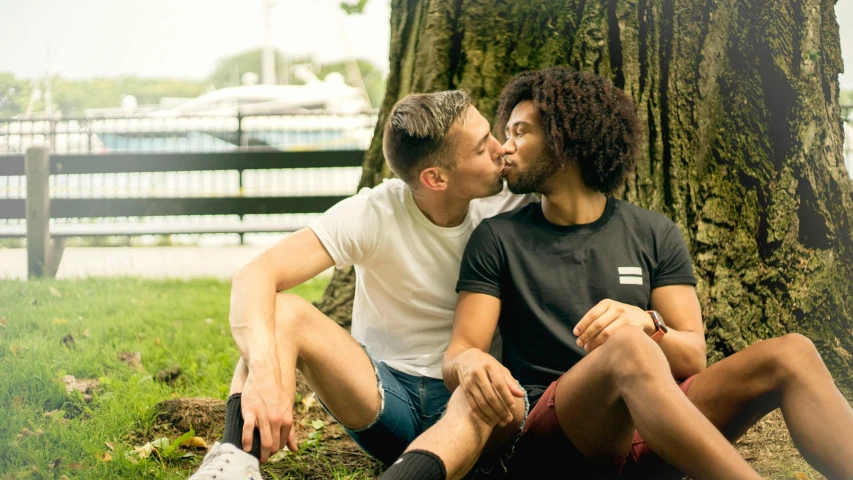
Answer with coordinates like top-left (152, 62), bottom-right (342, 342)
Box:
top-left (552, 326), bottom-right (761, 480)
top-left (228, 292), bottom-right (381, 457)
top-left (393, 388), bottom-right (526, 480)
top-left (685, 333), bottom-right (853, 480)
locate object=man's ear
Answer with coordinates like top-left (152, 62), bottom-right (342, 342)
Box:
top-left (419, 167), bottom-right (448, 191)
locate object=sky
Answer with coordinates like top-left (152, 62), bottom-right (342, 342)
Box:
top-left (0, 0), bottom-right (850, 89)
top-left (0, 0), bottom-right (392, 80)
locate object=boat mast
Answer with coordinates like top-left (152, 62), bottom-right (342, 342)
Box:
top-left (262, 0), bottom-right (276, 85)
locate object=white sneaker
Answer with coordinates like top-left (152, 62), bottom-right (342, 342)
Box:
top-left (188, 442), bottom-right (262, 480)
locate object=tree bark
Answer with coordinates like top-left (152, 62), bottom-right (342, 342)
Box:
top-left (317, 0), bottom-right (853, 394)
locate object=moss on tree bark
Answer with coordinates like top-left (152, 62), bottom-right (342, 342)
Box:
top-left (316, 0), bottom-right (853, 394)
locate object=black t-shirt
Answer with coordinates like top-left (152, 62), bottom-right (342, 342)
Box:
top-left (456, 199), bottom-right (696, 405)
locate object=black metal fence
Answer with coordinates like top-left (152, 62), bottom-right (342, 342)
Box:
top-left (0, 112), bottom-right (376, 245)
top-left (0, 111), bottom-right (377, 154)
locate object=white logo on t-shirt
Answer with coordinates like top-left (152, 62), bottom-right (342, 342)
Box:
top-left (618, 267), bottom-right (643, 285)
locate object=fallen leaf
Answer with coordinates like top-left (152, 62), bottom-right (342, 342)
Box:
top-left (19, 427), bottom-right (32, 437)
top-left (63, 375), bottom-right (99, 403)
top-left (150, 437), bottom-right (170, 450)
top-left (154, 337), bottom-right (161, 345)
top-left (44, 409), bottom-right (64, 419)
top-left (61, 334), bottom-right (75, 347)
top-left (9, 345), bottom-right (20, 355)
top-left (794, 473), bottom-right (809, 480)
top-left (181, 436), bottom-right (207, 449)
top-left (66, 463), bottom-right (83, 470)
top-left (49, 287), bottom-right (62, 297)
top-left (105, 441), bottom-right (115, 451)
top-left (267, 450), bottom-right (288, 463)
top-left (117, 351), bottom-right (143, 370)
top-left (310, 419), bottom-right (325, 430)
top-left (12, 396), bottom-right (23, 408)
top-left (154, 365), bottom-right (181, 383)
top-left (34, 429), bottom-right (43, 436)
top-left (53, 318), bottom-right (68, 325)
top-left (301, 392), bottom-right (317, 411)
top-left (96, 452), bottom-right (112, 462)
top-left (0, 316), bottom-right (6, 328)
top-left (133, 442), bottom-right (156, 459)
top-left (82, 329), bottom-right (91, 338)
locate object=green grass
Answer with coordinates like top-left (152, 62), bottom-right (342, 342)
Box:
top-left (0, 277), bottom-right (332, 479)
top-left (0, 277), bottom-right (823, 480)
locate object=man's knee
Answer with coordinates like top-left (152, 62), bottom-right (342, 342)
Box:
top-left (599, 326), bottom-right (664, 371)
top-left (777, 332), bottom-right (819, 358)
top-left (273, 292), bottom-right (312, 331)
top-left (768, 333), bottom-right (824, 380)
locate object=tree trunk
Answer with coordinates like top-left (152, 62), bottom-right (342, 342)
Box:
top-left (317, 0), bottom-right (853, 394)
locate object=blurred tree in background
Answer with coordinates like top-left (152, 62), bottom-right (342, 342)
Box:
top-left (0, 48), bottom-right (386, 117)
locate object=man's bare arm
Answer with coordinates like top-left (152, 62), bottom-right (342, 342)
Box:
top-left (229, 228), bottom-right (335, 460)
top-left (575, 285), bottom-right (706, 381)
top-left (443, 291), bottom-right (524, 426)
top-left (650, 284), bottom-right (706, 380)
top-left (229, 227), bottom-right (335, 367)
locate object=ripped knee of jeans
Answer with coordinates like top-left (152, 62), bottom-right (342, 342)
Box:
top-left (347, 356), bottom-right (386, 433)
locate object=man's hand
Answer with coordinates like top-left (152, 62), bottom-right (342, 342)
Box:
top-left (574, 299), bottom-right (655, 352)
top-left (452, 348), bottom-right (525, 427)
top-left (240, 363), bottom-right (298, 463)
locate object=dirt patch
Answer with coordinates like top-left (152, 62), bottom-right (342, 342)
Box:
top-left (263, 372), bottom-right (382, 479)
top-left (735, 410), bottom-right (824, 480)
top-left (151, 378), bottom-right (822, 479)
top-left (150, 372), bottom-right (381, 478)
top-left (154, 397), bottom-right (226, 439)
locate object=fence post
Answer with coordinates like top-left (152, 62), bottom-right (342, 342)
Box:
top-left (25, 146), bottom-right (65, 278)
top-left (237, 110), bottom-right (243, 148)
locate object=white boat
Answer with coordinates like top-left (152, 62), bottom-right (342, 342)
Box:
top-left (0, 67), bottom-right (377, 154)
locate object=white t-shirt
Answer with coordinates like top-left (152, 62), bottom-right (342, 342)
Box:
top-left (310, 178), bottom-right (535, 378)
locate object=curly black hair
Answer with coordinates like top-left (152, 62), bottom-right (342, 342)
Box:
top-left (496, 66), bottom-right (641, 195)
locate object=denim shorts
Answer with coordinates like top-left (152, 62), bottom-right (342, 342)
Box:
top-left (317, 357), bottom-right (452, 466)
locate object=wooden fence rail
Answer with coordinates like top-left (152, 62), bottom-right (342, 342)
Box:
top-left (0, 147), bottom-right (364, 278)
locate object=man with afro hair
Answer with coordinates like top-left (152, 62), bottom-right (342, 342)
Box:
top-left (386, 67), bottom-right (853, 480)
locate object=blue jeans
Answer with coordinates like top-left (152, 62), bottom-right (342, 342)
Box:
top-left (317, 358), bottom-right (452, 466)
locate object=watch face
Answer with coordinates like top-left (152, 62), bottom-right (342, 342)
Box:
top-left (650, 310), bottom-right (667, 332)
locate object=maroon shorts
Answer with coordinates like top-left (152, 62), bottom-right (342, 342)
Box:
top-left (508, 375), bottom-right (698, 479)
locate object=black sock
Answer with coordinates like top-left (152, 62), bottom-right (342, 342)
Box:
top-left (380, 450), bottom-right (446, 480)
top-left (221, 393), bottom-right (261, 460)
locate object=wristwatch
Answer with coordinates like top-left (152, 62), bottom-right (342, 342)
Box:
top-left (646, 310), bottom-right (668, 342)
